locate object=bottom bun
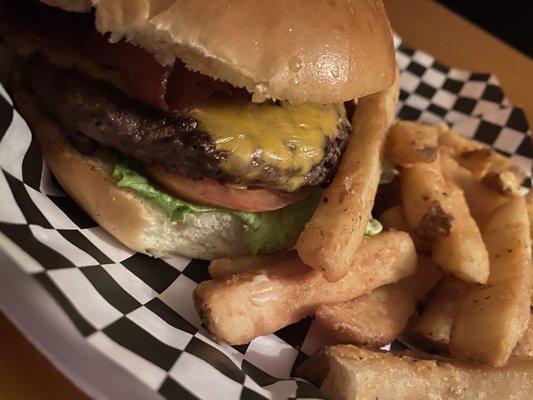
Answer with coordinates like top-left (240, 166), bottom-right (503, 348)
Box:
top-left (12, 80), bottom-right (250, 259)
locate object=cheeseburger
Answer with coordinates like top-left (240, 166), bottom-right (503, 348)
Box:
top-left (1, 0), bottom-right (396, 259)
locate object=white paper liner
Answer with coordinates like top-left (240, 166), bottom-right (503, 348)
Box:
top-left (0, 34), bottom-right (531, 400)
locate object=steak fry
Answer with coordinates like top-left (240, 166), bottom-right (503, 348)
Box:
top-left (194, 231), bottom-right (416, 345)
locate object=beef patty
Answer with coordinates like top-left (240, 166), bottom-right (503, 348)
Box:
top-left (24, 55), bottom-right (351, 191)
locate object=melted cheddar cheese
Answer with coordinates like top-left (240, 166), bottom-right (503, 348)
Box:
top-left (16, 39), bottom-right (347, 192)
top-left (191, 100), bottom-right (346, 192)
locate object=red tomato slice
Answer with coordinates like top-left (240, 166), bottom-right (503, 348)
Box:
top-left (146, 164), bottom-right (313, 212)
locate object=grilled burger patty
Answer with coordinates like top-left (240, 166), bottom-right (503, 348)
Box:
top-left (26, 55), bottom-right (225, 180)
top-left (24, 55), bottom-right (351, 191)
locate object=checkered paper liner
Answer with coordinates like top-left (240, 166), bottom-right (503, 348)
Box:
top-left (0, 34), bottom-right (531, 400)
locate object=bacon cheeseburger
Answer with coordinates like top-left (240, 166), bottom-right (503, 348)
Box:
top-left (1, 0), bottom-right (396, 259)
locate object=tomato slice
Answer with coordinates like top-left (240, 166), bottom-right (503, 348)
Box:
top-left (146, 164), bottom-right (313, 212)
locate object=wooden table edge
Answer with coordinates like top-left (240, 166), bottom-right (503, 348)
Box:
top-left (1, 1), bottom-right (532, 399)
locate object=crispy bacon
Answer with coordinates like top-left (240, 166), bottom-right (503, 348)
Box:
top-left (85, 32), bottom-right (172, 110)
top-left (1, 0), bottom-right (91, 56)
top-left (166, 62), bottom-right (235, 111)
top-left (118, 44), bottom-right (172, 110)
top-left (2, 0), bottom-right (236, 112)
top-left (85, 32), bottom-right (235, 111)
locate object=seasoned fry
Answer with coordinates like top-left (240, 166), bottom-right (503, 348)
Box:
top-left (437, 125), bottom-right (483, 155)
top-left (440, 151), bottom-right (507, 227)
top-left (527, 191), bottom-right (533, 304)
top-left (450, 196), bottom-right (532, 366)
top-left (296, 349), bottom-right (330, 387)
top-left (513, 315), bottom-right (533, 357)
top-left (527, 191), bottom-right (533, 246)
top-left (432, 183), bottom-right (489, 284)
top-left (315, 256), bottom-right (441, 347)
top-left (457, 148), bottom-right (494, 179)
top-left (385, 121), bottom-right (438, 165)
top-left (297, 80), bottom-right (399, 282)
top-left (457, 148), bottom-right (521, 195)
top-left (194, 231), bottom-right (416, 345)
top-left (401, 159), bottom-right (453, 241)
top-left (378, 205), bottom-right (430, 253)
top-left (315, 286), bottom-right (414, 348)
top-left (396, 256), bottom-right (443, 300)
top-left (482, 171), bottom-right (521, 196)
top-left (438, 126), bottom-right (526, 184)
top-left (378, 205), bottom-right (409, 231)
top-left (401, 156), bottom-right (489, 283)
top-left (409, 277), bottom-right (470, 352)
top-left (320, 345), bottom-right (533, 400)
top-left (208, 252), bottom-right (293, 279)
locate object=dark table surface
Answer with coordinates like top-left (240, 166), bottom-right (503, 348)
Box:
top-left (436, 0), bottom-right (532, 58)
top-left (1, 1), bottom-right (532, 399)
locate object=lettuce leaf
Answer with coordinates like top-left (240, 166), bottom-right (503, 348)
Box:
top-left (112, 161), bottom-right (321, 253)
top-left (113, 161), bottom-right (219, 220)
top-left (113, 160), bottom-right (382, 254)
top-left (365, 217), bottom-right (383, 236)
top-left (235, 192), bottom-right (322, 253)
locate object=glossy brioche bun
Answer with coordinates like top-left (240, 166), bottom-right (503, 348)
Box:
top-left (40, 0), bottom-right (92, 12)
top-left (12, 78), bottom-right (251, 260)
top-left (39, 0), bottom-right (396, 104)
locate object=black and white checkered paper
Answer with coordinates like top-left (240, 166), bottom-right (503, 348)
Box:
top-left (0, 35), bottom-right (531, 400)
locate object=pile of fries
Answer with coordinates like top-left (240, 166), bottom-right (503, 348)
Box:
top-left (194, 83), bottom-right (533, 398)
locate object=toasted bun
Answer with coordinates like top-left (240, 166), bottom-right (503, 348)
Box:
top-left (12, 79), bottom-right (251, 260)
top-left (40, 0), bottom-right (92, 12)
top-left (39, 0), bottom-right (396, 104)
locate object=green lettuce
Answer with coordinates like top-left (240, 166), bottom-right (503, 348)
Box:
top-left (112, 161), bottom-right (321, 254)
top-left (113, 160), bottom-right (382, 254)
top-left (365, 217), bottom-right (382, 236)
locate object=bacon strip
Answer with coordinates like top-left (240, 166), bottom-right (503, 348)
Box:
top-left (2, 0), bottom-right (235, 112)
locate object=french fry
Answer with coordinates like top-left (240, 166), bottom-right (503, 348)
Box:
top-left (455, 147), bottom-right (522, 195)
top-left (440, 151), bottom-right (507, 227)
top-left (409, 277), bottom-right (470, 352)
top-left (208, 252), bottom-right (293, 279)
top-left (315, 256), bottom-right (441, 347)
top-left (401, 159), bottom-right (454, 241)
top-left (320, 345), bottom-right (533, 400)
top-left (527, 191), bottom-right (533, 304)
top-left (450, 145), bottom-right (521, 196)
top-left (401, 156), bottom-right (489, 283)
top-left (513, 315), bottom-right (533, 358)
top-left (378, 205), bottom-right (409, 231)
top-left (450, 196), bottom-right (532, 366)
top-left (378, 205), bottom-right (430, 253)
top-left (296, 349), bottom-right (330, 388)
top-left (438, 126), bottom-right (526, 184)
top-left (432, 183), bottom-right (489, 284)
top-left (527, 191), bottom-right (533, 247)
top-left (194, 231), bottom-right (416, 345)
top-left (456, 148), bottom-right (494, 179)
top-left (385, 121), bottom-right (438, 165)
top-left (482, 171), bottom-right (521, 196)
top-left (436, 125), bottom-right (483, 155)
top-left (396, 256), bottom-right (443, 300)
top-left (296, 79), bottom-right (398, 282)
top-left (315, 286), bottom-right (414, 348)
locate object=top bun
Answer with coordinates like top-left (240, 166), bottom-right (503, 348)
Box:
top-left (40, 0), bottom-right (92, 12)
top-left (39, 0), bottom-right (396, 104)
